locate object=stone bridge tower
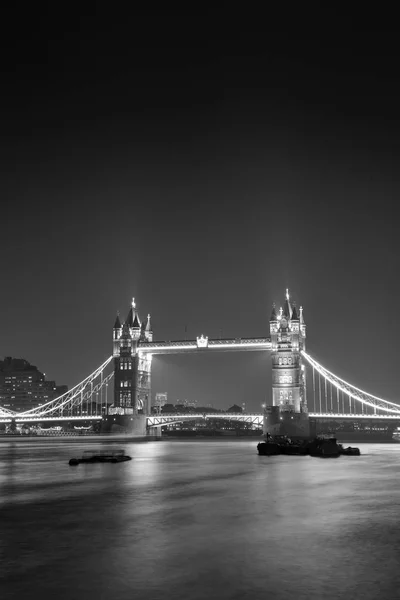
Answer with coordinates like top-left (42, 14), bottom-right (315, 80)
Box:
top-left (265, 290), bottom-right (309, 438)
top-left (108, 298), bottom-right (153, 434)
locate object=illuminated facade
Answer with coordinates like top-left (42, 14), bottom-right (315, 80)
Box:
top-left (155, 392), bottom-right (168, 410)
top-left (112, 299), bottom-right (153, 415)
top-left (0, 357), bottom-right (67, 413)
top-left (270, 290), bottom-right (307, 413)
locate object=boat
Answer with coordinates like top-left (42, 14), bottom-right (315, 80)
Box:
top-left (338, 445), bottom-right (361, 456)
top-left (69, 449), bottom-right (132, 466)
top-left (308, 437), bottom-right (341, 458)
top-left (257, 435), bottom-right (309, 456)
top-left (257, 435), bottom-right (360, 458)
top-left (308, 436), bottom-right (360, 458)
top-left (257, 441), bottom-right (281, 455)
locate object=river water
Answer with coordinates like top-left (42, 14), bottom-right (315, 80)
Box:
top-left (1, 438), bottom-right (400, 599)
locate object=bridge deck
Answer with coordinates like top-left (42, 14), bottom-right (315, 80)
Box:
top-left (2, 411), bottom-right (400, 423)
top-left (137, 337), bottom-right (271, 354)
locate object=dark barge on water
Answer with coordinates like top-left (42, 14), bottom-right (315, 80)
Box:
top-left (69, 449), bottom-right (132, 466)
top-left (257, 435), bottom-right (360, 458)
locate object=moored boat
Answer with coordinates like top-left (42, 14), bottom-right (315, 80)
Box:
top-left (338, 445), bottom-right (361, 456)
top-left (257, 435), bottom-right (309, 456)
top-left (257, 435), bottom-right (360, 457)
top-left (307, 436), bottom-right (341, 458)
top-left (257, 441), bottom-right (281, 455)
top-left (69, 449), bottom-right (132, 466)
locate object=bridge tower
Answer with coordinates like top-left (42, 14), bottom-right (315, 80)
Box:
top-left (108, 298), bottom-right (153, 435)
top-left (265, 290), bottom-right (309, 438)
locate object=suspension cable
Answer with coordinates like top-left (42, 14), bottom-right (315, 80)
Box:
top-left (302, 351), bottom-right (400, 414)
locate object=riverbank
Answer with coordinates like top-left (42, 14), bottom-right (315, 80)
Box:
top-left (0, 433), bottom-right (396, 443)
top-left (0, 434), bottom-right (162, 444)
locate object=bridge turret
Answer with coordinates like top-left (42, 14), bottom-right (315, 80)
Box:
top-left (112, 296), bottom-right (153, 422)
top-left (270, 303), bottom-right (277, 321)
top-left (125, 298), bottom-right (135, 327)
top-left (145, 314), bottom-right (153, 342)
top-left (113, 311), bottom-right (122, 356)
top-left (270, 290), bottom-right (307, 414)
top-left (120, 322), bottom-right (132, 350)
top-left (291, 304), bottom-right (298, 321)
top-left (283, 288), bottom-right (292, 319)
top-left (290, 302), bottom-right (300, 351)
top-left (299, 306), bottom-right (306, 343)
top-left (270, 303), bottom-right (279, 351)
top-left (132, 312), bottom-right (141, 341)
top-left (265, 290), bottom-right (309, 438)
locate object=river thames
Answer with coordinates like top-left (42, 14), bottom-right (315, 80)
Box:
top-left (1, 438), bottom-right (400, 599)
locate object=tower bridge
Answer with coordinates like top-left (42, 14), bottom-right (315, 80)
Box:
top-left (1, 291), bottom-right (400, 439)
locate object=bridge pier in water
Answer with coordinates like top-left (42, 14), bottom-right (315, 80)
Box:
top-left (264, 291), bottom-right (310, 439)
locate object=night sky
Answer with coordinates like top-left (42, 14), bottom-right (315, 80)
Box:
top-left (1, 17), bottom-right (400, 411)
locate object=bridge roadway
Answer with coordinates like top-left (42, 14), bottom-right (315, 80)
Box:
top-left (2, 412), bottom-right (400, 425)
top-left (137, 337), bottom-right (272, 354)
top-left (147, 412), bottom-right (400, 427)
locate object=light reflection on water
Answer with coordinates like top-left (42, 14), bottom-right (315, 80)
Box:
top-left (1, 440), bottom-right (400, 599)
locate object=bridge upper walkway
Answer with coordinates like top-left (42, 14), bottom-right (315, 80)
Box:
top-left (137, 337), bottom-right (271, 354)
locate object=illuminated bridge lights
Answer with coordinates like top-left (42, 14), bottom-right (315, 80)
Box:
top-left (302, 351), bottom-right (400, 415)
top-left (3, 340), bottom-right (400, 424)
top-left (0, 415), bottom-right (104, 424)
top-left (147, 413), bottom-right (264, 427)
top-left (0, 357), bottom-right (114, 421)
top-left (137, 338), bottom-right (271, 354)
top-left (308, 413), bottom-right (400, 420)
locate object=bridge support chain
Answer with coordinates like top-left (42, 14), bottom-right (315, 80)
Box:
top-left (263, 405), bottom-right (310, 439)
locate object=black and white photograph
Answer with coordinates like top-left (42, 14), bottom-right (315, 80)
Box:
top-left (1, 12), bottom-right (400, 600)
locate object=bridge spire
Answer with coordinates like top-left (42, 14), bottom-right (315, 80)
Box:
top-left (121, 321), bottom-right (131, 340)
top-left (291, 303), bottom-right (299, 321)
top-left (126, 297), bottom-right (141, 328)
top-left (126, 305), bottom-right (134, 327)
top-left (283, 289), bottom-right (292, 319)
top-left (113, 311), bottom-right (121, 329)
top-left (270, 303), bottom-right (277, 321)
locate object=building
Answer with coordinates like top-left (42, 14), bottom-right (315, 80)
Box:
top-left (183, 399), bottom-right (198, 408)
top-left (155, 392), bottom-right (168, 411)
top-left (264, 289), bottom-right (310, 438)
top-left (269, 290), bottom-right (307, 413)
top-left (0, 357), bottom-right (68, 413)
top-left (112, 298), bottom-right (153, 414)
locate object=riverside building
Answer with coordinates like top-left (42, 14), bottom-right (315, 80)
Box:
top-left (0, 357), bottom-right (67, 413)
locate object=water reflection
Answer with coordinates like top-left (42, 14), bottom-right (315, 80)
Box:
top-left (1, 440), bottom-right (400, 599)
